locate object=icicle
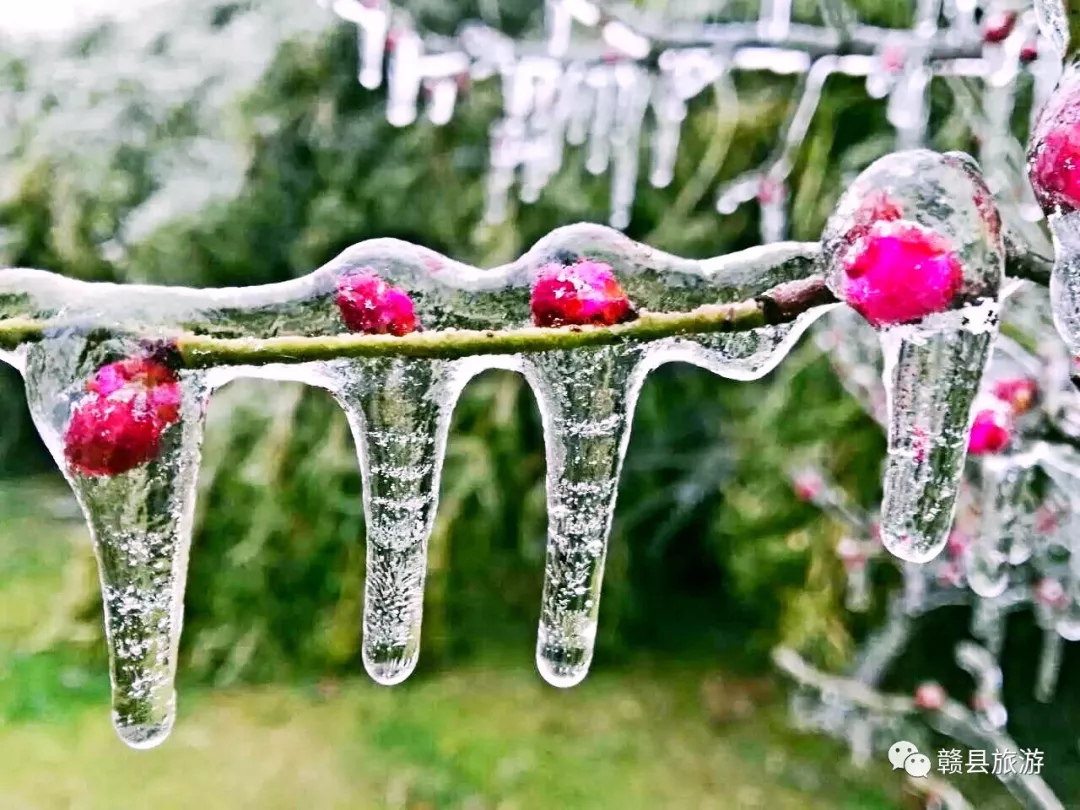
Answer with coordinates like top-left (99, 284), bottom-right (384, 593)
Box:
top-left (609, 64), bottom-right (651, 229)
top-left (649, 51), bottom-right (688, 189)
top-left (328, 358), bottom-right (461, 685)
top-left (23, 338), bottom-right (209, 749)
top-left (1035, 627), bottom-right (1063, 702)
top-left (822, 150), bottom-right (1005, 563)
top-left (887, 0), bottom-right (940, 150)
top-left (1033, 0), bottom-right (1073, 58)
top-left (484, 118), bottom-right (522, 224)
top-left (585, 66), bottom-right (615, 176)
top-left (351, 0), bottom-right (389, 90)
top-left (757, 0), bottom-right (792, 41)
top-left (970, 594), bottom-right (1008, 656)
top-left (955, 641), bottom-right (1007, 729)
top-left (837, 537), bottom-right (872, 612)
top-left (968, 451), bottom-right (1037, 597)
top-left (525, 346), bottom-right (640, 687)
top-left (386, 27), bottom-right (424, 128)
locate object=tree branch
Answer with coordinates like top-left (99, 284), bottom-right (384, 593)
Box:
top-left (0, 234), bottom-right (1054, 368)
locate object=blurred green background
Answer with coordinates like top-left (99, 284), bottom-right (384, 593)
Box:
top-left (0, 0), bottom-right (1070, 807)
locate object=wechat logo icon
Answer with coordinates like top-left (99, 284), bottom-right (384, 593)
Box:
top-left (888, 740), bottom-right (931, 778)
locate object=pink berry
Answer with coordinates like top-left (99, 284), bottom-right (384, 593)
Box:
top-left (914, 682), bottom-right (947, 711)
top-left (757, 178), bottom-right (784, 205)
top-left (881, 44), bottom-right (906, 74)
top-left (836, 537), bottom-right (866, 568)
top-left (840, 221), bottom-right (963, 327)
top-left (1028, 74), bottom-right (1080, 213)
top-left (530, 260), bottom-right (635, 328)
top-left (793, 472), bottom-right (823, 502)
top-left (946, 529), bottom-right (970, 559)
top-left (968, 408), bottom-right (1012, 455)
top-left (64, 358), bottom-right (181, 477)
top-left (336, 272), bottom-right (418, 336)
top-left (982, 10), bottom-right (1017, 44)
top-left (1036, 506), bottom-right (1060, 533)
top-left (992, 377), bottom-right (1038, 414)
top-left (1035, 578), bottom-right (1066, 607)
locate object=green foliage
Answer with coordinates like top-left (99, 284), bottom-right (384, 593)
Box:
top-left (0, 0), bottom-right (966, 679)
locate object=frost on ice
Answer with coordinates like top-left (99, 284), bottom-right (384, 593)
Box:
top-left (0, 220), bottom-right (834, 744)
top-left (822, 149), bottom-right (1005, 563)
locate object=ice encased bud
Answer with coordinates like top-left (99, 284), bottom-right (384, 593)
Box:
top-left (823, 150), bottom-right (1004, 563)
top-left (1027, 68), bottom-right (1080, 355)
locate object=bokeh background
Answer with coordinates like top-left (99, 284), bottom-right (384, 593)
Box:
top-left (0, 0), bottom-right (1072, 807)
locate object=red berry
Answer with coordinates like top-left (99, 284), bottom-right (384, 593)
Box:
top-left (530, 260), bottom-right (635, 328)
top-left (336, 272), bottom-right (418, 336)
top-left (757, 178), bottom-right (785, 205)
top-left (914, 682), bottom-right (947, 711)
top-left (982, 10), bottom-right (1017, 44)
top-left (836, 537), bottom-right (866, 569)
top-left (1028, 73), bottom-right (1080, 213)
top-left (1020, 40), bottom-right (1039, 64)
top-left (793, 473), bottom-right (823, 502)
top-left (946, 529), bottom-right (970, 559)
top-left (992, 377), bottom-right (1038, 413)
top-left (840, 220), bottom-right (963, 327)
top-left (1035, 578), bottom-right (1066, 607)
top-left (63, 358), bottom-right (181, 477)
top-left (881, 44), bottom-right (906, 74)
top-left (968, 408), bottom-right (1012, 455)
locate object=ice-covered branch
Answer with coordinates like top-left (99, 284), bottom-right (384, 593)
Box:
top-left (773, 647), bottom-right (1066, 810)
top-left (0, 231), bottom-right (1051, 367)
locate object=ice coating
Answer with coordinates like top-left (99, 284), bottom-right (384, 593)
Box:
top-left (1028, 67), bottom-right (1080, 355)
top-left (22, 336), bottom-right (209, 749)
top-left (968, 452), bottom-right (1039, 598)
top-left (325, 358), bottom-right (462, 685)
top-left (525, 347), bottom-right (640, 686)
top-left (955, 641), bottom-right (1008, 729)
top-left (0, 223), bottom-right (833, 743)
top-left (822, 150), bottom-right (1005, 563)
top-left (1033, 0), bottom-right (1074, 58)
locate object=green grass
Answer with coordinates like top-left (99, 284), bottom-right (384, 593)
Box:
top-left (0, 665), bottom-right (914, 810)
top-left (0, 478), bottom-right (921, 809)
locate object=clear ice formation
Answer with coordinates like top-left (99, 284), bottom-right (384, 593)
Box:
top-left (822, 150), bottom-right (1005, 563)
top-left (969, 450), bottom-right (1040, 598)
top-left (0, 222), bottom-right (830, 744)
top-left (321, 0), bottom-right (1040, 234)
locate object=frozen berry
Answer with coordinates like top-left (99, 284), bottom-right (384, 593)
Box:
top-left (1029, 73), bottom-right (1080, 213)
top-left (968, 408), bottom-right (1012, 455)
top-left (991, 377), bottom-right (1038, 413)
top-left (836, 537), bottom-right (867, 569)
top-left (1035, 578), bottom-right (1067, 607)
top-left (336, 272), bottom-right (418, 336)
top-left (793, 472), bottom-right (823, 502)
top-left (64, 358), bottom-right (182, 477)
top-left (982, 10), bottom-right (1017, 44)
top-left (1020, 40), bottom-right (1039, 64)
top-left (530, 259), bottom-right (636, 328)
top-left (914, 682), bottom-right (947, 711)
top-left (840, 220), bottom-right (963, 327)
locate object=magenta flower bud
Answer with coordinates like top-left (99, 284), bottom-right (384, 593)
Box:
top-left (530, 259), bottom-right (636, 328)
top-left (336, 271), bottom-right (419, 336)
